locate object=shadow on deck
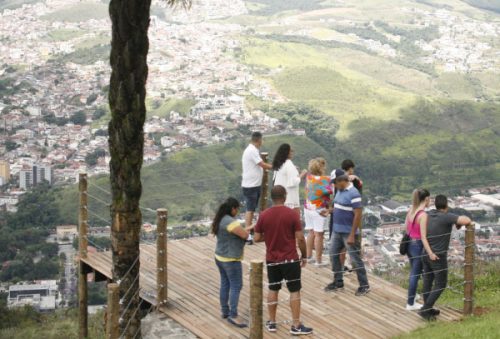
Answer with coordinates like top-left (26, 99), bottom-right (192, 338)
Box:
top-left (80, 236), bottom-right (462, 339)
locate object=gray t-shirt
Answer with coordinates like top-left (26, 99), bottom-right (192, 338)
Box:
top-left (427, 210), bottom-right (459, 254)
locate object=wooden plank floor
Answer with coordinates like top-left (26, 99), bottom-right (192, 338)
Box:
top-left (81, 237), bottom-right (462, 339)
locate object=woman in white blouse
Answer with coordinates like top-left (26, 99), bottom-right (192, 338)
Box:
top-left (272, 143), bottom-right (307, 215)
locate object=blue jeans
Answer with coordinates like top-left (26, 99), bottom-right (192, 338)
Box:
top-left (330, 232), bottom-right (369, 288)
top-left (215, 259), bottom-right (243, 318)
top-left (407, 240), bottom-right (423, 305)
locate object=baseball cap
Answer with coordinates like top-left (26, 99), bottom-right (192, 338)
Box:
top-left (330, 169), bottom-right (348, 183)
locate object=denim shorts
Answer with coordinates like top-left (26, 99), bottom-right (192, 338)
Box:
top-left (242, 186), bottom-right (261, 212)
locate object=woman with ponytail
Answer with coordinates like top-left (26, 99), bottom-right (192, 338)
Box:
top-left (212, 197), bottom-right (253, 328)
top-left (405, 188), bottom-right (430, 311)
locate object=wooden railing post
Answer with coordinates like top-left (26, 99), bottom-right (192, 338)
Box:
top-left (250, 260), bottom-right (263, 339)
top-left (463, 223), bottom-right (475, 316)
top-left (106, 283), bottom-right (120, 339)
top-left (259, 152), bottom-right (269, 212)
top-left (78, 173), bottom-right (88, 338)
top-left (156, 209), bottom-right (168, 308)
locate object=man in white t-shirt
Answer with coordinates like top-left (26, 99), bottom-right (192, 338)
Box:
top-left (242, 132), bottom-right (273, 240)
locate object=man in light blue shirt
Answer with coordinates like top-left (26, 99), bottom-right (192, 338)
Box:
top-left (324, 174), bottom-right (370, 296)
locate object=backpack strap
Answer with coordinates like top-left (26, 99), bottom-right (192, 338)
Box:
top-left (408, 210), bottom-right (425, 235)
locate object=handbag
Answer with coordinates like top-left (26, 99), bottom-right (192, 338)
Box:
top-left (399, 210), bottom-right (422, 255)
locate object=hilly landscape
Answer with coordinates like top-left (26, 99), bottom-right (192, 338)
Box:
top-left (1, 0), bottom-right (500, 338)
top-left (31, 0), bottom-right (498, 222)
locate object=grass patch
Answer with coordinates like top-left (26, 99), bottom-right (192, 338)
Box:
top-left (146, 98), bottom-right (197, 118)
top-left (396, 261), bottom-right (500, 339)
top-left (272, 65), bottom-right (412, 137)
top-left (435, 73), bottom-right (483, 100)
top-left (44, 29), bottom-right (83, 41)
top-left (0, 0), bottom-right (38, 11)
top-left (41, 2), bottom-right (108, 22)
top-left (76, 35), bottom-right (110, 50)
top-left (0, 308), bottom-right (105, 339)
top-left (52, 44), bottom-right (110, 65)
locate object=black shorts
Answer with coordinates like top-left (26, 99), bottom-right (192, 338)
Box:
top-left (267, 261), bottom-right (301, 292)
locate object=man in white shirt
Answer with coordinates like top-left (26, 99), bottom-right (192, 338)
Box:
top-left (241, 132), bottom-right (273, 239)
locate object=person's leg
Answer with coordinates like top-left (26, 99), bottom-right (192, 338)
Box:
top-left (215, 259), bottom-right (230, 318)
top-left (407, 241), bottom-right (423, 305)
top-left (306, 231), bottom-right (315, 259)
top-left (344, 234), bottom-right (369, 290)
top-left (422, 257), bottom-right (448, 311)
top-left (227, 261), bottom-right (243, 319)
top-left (331, 232), bottom-right (345, 284)
top-left (304, 210), bottom-right (315, 259)
top-left (244, 211), bottom-right (254, 229)
top-left (266, 264), bottom-right (282, 324)
top-left (290, 291), bottom-right (301, 328)
top-left (268, 290), bottom-right (279, 323)
top-left (421, 255), bottom-right (433, 306)
top-left (284, 262), bottom-right (302, 327)
top-left (340, 249), bottom-right (347, 269)
top-left (315, 231), bottom-right (325, 263)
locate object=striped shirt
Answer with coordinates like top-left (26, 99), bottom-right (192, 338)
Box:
top-left (333, 185), bottom-right (362, 234)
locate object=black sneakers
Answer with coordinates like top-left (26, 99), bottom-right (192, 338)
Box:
top-left (265, 321), bottom-right (277, 332)
top-left (355, 286), bottom-right (371, 296)
top-left (418, 309), bottom-right (437, 321)
top-left (290, 323), bottom-right (313, 336)
top-left (324, 281), bottom-right (344, 292)
top-left (429, 308), bottom-right (440, 316)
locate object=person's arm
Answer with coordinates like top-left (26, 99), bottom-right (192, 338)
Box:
top-left (230, 225), bottom-right (249, 240)
top-left (347, 208), bottom-right (362, 245)
top-left (227, 221), bottom-right (249, 240)
top-left (295, 230), bottom-right (307, 267)
top-left (456, 215), bottom-right (472, 230)
top-left (420, 213), bottom-right (438, 260)
top-left (258, 161), bottom-right (273, 170)
top-left (253, 217), bottom-right (264, 242)
top-left (254, 232), bottom-right (264, 242)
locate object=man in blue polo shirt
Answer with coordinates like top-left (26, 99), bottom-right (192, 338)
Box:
top-left (324, 174), bottom-right (370, 296)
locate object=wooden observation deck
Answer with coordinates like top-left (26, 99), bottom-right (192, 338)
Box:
top-left (80, 236), bottom-right (463, 339)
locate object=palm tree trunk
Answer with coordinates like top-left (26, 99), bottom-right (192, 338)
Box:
top-left (108, 0), bottom-right (152, 337)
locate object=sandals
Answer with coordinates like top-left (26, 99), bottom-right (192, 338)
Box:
top-left (227, 317), bottom-right (248, 328)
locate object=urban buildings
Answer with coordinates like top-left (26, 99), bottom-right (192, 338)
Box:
top-left (19, 164), bottom-right (52, 190)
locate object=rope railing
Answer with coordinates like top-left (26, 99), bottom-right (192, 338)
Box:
top-left (78, 170), bottom-right (481, 338)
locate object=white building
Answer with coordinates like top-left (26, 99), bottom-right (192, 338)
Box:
top-left (19, 164), bottom-right (52, 189)
top-left (8, 281), bottom-right (58, 312)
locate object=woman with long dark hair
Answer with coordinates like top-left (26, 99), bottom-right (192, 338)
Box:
top-left (405, 188), bottom-right (430, 311)
top-left (212, 197), bottom-right (253, 328)
top-left (272, 143), bottom-right (307, 215)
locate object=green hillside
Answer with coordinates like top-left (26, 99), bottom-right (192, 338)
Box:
top-left (55, 96), bottom-right (500, 225)
top-left (463, 0), bottom-right (500, 13)
top-left (40, 2), bottom-right (108, 22)
top-left (0, 0), bottom-right (38, 11)
top-left (55, 135), bottom-right (330, 225)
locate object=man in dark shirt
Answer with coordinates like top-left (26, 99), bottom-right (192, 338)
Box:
top-left (419, 195), bottom-right (471, 320)
top-left (341, 159), bottom-right (363, 194)
top-left (254, 185), bottom-right (312, 336)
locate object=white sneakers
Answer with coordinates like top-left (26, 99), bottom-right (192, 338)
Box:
top-left (406, 302), bottom-right (423, 311)
top-left (314, 262), bottom-right (328, 268)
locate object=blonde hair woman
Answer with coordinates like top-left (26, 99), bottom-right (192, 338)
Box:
top-left (304, 158), bottom-right (332, 266)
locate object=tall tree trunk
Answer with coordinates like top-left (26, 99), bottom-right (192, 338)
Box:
top-left (108, 0), bottom-right (152, 338)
